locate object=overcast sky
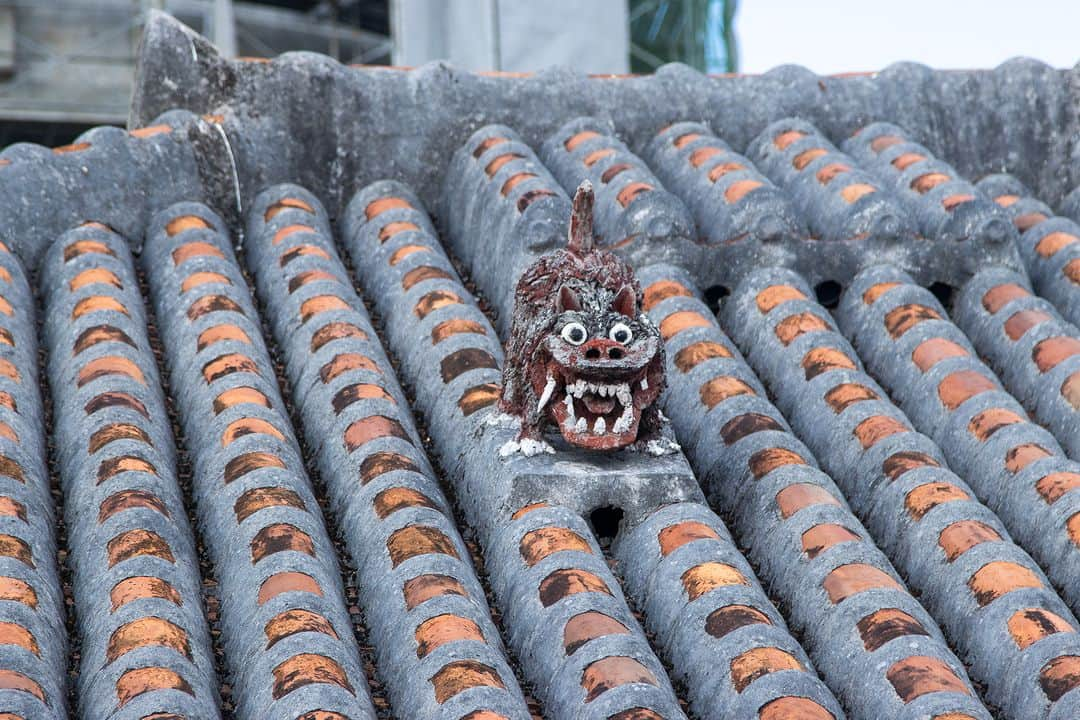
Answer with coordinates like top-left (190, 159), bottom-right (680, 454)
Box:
top-left (737, 0), bottom-right (1080, 74)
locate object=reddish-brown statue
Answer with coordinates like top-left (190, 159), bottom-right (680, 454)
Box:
top-left (499, 181), bottom-right (666, 455)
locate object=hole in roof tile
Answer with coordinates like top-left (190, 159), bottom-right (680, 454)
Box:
top-left (441, 348), bottom-right (498, 383)
top-left (601, 163), bottom-right (633, 184)
top-left (1015, 212), bottom-right (1048, 232)
top-left (345, 415), bottom-right (411, 451)
top-left (221, 417), bottom-right (285, 446)
top-left (280, 245), bottom-right (330, 267)
top-left (300, 295), bottom-right (349, 322)
top-left (165, 215), bottom-right (211, 237)
top-left (84, 391), bottom-right (148, 418)
top-left (89, 423), bottom-right (153, 453)
top-left (288, 269), bottom-right (337, 293)
top-left (97, 455), bottom-right (155, 485)
top-left (565, 131), bottom-right (600, 151)
top-left (911, 338), bottom-right (969, 372)
top-left (333, 383), bottom-right (395, 414)
top-left (982, 283), bottom-right (1030, 314)
top-left (73, 296), bottom-right (129, 319)
top-left (813, 280), bottom-right (842, 309)
top-left (517, 188), bottom-right (556, 212)
top-left (824, 383), bottom-right (878, 413)
top-left (588, 505), bottom-right (624, 548)
top-left (928, 282), bottom-right (955, 312)
top-left (703, 284), bottom-right (730, 313)
top-left (708, 162), bottom-right (745, 182)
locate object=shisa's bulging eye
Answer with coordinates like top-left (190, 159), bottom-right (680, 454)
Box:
top-left (561, 322), bottom-right (587, 345)
top-left (609, 322), bottom-right (633, 344)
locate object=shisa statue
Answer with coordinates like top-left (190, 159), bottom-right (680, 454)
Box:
top-left (499, 181), bottom-right (667, 455)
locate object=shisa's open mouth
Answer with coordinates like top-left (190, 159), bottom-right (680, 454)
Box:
top-left (533, 365), bottom-right (660, 450)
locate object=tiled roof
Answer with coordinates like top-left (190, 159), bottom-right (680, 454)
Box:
top-left (0, 10), bottom-right (1076, 720)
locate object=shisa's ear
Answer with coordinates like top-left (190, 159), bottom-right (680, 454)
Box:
top-left (567, 180), bottom-right (595, 255)
top-left (557, 285), bottom-right (582, 313)
top-left (612, 285), bottom-right (636, 317)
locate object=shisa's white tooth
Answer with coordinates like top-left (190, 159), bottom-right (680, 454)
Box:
top-left (616, 383), bottom-right (632, 404)
top-left (536, 374), bottom-right (556, 413)
top-left (613, 412), bottom-right (632, 434)
top-left (640, 377), bottom-right (649, 391)
top-left (564, 393), bottom-right (575, 419)
top-left (575, 417), bottom-right (587, 434)
top-left (593, 417), bottom-right (607, 434)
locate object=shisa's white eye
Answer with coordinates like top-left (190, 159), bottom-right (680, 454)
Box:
top-left (561, 322), bottom-right (588, 345)
top-left (609, 322), bottom-right (633, 345)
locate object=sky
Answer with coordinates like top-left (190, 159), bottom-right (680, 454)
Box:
top-left (736, 0), bottom-right (1080, 74)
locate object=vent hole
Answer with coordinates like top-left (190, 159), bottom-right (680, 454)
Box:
top-left (929, 281), bottom-right (955, 312)
top-left (815, 280), bottom-right (843, 309)
top-left (704, 285), bottom-right (730, 313)
top-left (589, 505), bottom-right (624, 549)
top-left (585, 348), bottom-right (601, 360)
top-left (608, 348), bottom-right (624, 360)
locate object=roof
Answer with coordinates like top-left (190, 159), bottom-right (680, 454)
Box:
top-left (0, 10), bottom-right (1076, 720)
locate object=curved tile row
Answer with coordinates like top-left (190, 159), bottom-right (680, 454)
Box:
top-left (0, 239), bottom-right (65, 719)
top-left (638, 264), bottom-right (989, 720)
top-left (836, 265), bottom-right (1080, 618)
top-left (723, 266), bottom-right (1080, 719)
top-left (343, 180), bottom-right (690, 720)
top-left (539, 117), bottom-right (697, 269)
top-left (615, 501), bottom-right (846, 720)
top-left (746, 118), bottom-right (914, 244)
top-left (952, 268), bottom-right (1080, 461)
top-left (242, 183), bottom-right (531, 720)
top-left (976, 174), bottom-right (1080, 328)
top-left (642, 121), bottom-right (806, 246)
top-left (41, 224), bottom-right (220, 720)
top-left (441, 123), bottom-right (572, 324)
top-left (140, 202), bottom-right (378, 720)
top-left (842, 121), bottom-right (1016, 247)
